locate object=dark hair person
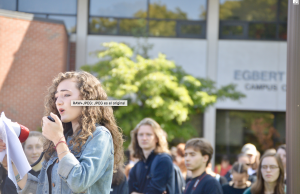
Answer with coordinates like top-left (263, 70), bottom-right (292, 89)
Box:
top-left (215, 155), bottom-right (232, 177)
top-left (222, 162), bottom-right (251, 194)
top-left (184, 138), bottom-right (223, 194)
top-left (0, 71), bottom-right (124, 194)
top-left (110, 165), bottom-right (128, 194)
top-left (277, 144), bottom-right (286, 182)
top-left (243, 152), bottom-right (285, 194)
top-left (174, 143), bottom-right (188, 179)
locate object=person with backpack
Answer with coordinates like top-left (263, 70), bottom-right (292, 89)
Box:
top-left (172, 152), bottom-right (187, 194)
top-left (183, 138), bottom-right (223, 194)
top-left (128, 118), bottom-right (175, 194)
top-left (206, 162), bottom-right (228, 186)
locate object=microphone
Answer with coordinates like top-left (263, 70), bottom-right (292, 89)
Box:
top-left (10, 122), bottom-right (30, 143)
top-left (47, 116), bottom-right (55, 122)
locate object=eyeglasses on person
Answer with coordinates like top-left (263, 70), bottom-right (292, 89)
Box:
top-left (261, 165), bottom-right (279, 170)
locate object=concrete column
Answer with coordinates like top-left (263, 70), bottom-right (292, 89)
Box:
top-left (76, 0), bottom-right (89, 70)
top-left (204, 0), bottom-right (219, 167)
top-left (204, 107), bottom-right (217, 166)
top-left (286, 1), bottom-right (300, 193)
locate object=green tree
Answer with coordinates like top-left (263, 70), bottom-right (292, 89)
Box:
top-left (82, 42), bottom-right (245, 147)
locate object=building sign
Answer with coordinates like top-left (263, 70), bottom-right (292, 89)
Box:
top-left (234, 70), bottom-right (286, 91)
top-left (216, 41), bottom-right (287, 111)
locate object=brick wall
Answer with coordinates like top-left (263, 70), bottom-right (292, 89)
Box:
top-left (0, 14), bottom-right (68, 131)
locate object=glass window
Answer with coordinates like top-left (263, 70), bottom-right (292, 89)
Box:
top-left (220, 0), bottom-right (277, 21)
top-left (179, 23), bottom-right (203, 37)
top-left (278, 23), bottom-right (287, 40)
top-left (221, 25), bottom-right (244, 36)
top-left (215, 110), bottom-right (285, 164)
top-left (279, 0), bottom-right (288, 22)
top-left (190, 113), bottom-right (204, 137)
top-left (18, 0), bottom-right (77, 14)
top-left (48, 15), bottom-right (77, 33)
top-left (0, 0), bottom-right (16, 10)
top-left (119, 19), bottom-right (147, 35)
top-left (89, 17), bottom-right (118, 34)
top-left (89, 0), bottom-right (147, 18)
top-left (248, 23), bottom-right (276, 39)
top-left (88, 0), bottom-right (207, 38)
top-left (149, 0), bottom-right (207, 20)
top-left (149, 20), bottom-right (176, 36)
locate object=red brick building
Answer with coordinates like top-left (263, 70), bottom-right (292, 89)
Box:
top-left (0, 9), bottom-right (72, 131)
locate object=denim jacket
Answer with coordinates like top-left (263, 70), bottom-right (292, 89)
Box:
top-left (20, 124), bottom-right (114, 194)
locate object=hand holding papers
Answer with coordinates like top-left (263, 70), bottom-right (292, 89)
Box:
top-left (0, 112), bottom-right (31, 189)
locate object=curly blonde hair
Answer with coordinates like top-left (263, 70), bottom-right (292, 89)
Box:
top-left (129, 118), bottom-right (169, 160)
top-left (43, 71), bottom-right (124, 170)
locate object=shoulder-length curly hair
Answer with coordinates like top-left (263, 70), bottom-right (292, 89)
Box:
top-left (43, 71), bottom-right (124, 170)
top-left (128, 118), bottom-right (169, 160)
top-left (251, 152), bottom-right (285, 194)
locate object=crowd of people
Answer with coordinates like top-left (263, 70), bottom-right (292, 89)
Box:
top-left (0, 71), bottom-right (287, 194)
top-left (119, 118), bottom-right (287, 194)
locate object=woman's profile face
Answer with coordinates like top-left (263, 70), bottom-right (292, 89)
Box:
top-left (24, 136), bottom-right (43, 165)
top-left (261, 156), bottom-right (280, 183)
top-left (232, 172), bottom-right (248, 188)
top-left (277, 148), bottom-right (286, 169)
top-left (55, 79), bottom-right (83, 123)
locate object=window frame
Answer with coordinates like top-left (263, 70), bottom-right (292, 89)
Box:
top-left (88, 0), bottom-right (207, 39)
top-left (219, 0), bottom-right (287, 41)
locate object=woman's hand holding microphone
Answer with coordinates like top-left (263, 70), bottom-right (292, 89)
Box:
top-left (42, 112), bottom-right (64, 145)
top-left (42, 112), bottom-right (70, 160)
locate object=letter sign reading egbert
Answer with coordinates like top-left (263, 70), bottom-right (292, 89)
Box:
top-left (234, 70), bottom-right (286, 92)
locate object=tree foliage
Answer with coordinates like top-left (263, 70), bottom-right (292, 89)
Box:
top-left (82, 42), bottom-right (245, 146)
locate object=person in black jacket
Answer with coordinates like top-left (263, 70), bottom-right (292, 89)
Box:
top-left (183, 138), bottom-right (223, 194)
top-left (224, 153), bottom-right (256, 184)
top-left (128, 118), bottom-right (175, 194)
top-left (222, 162), bottom-right (251, 194)
top-left (110, 165), bottom-right (128, 194)
top-left (0, 164), bottom-right (6, 192)
top-left (1, 131), bottom-right (44, 194)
